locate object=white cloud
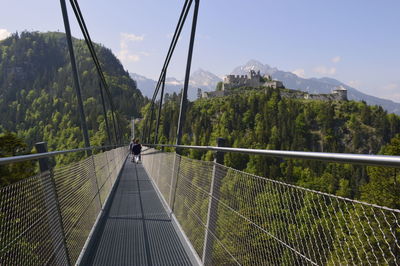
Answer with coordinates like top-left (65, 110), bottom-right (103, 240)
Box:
top-left (120, 33), bottom-right (144, 42)
top-left (390, 93), bottom-right (400, 102)
top-left (348, 80), bottom-right (361, 88)
top-left (0, 29), bottom-right (11, 41)
top-left (331, 56), bottom-right (341, 63)
top-left (118, 50), bottom-right (140, 62)
top-left (117, 32), bottom-right (147, 64)
top-left (292, 69), bottom-right (305, 78)
top-left (377, 83), bottom-right (400, 103)
top-left (139, 51), bottom-right (150, 56)
top-left (383, 83), bottom-right (398, 91)
top-left (313, 66), bottom-right (336, 75)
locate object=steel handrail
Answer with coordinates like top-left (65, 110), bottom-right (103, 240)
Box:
top-left (144, 144), bottom-right (400, 168)
top-left (0, 144), bottom-right (125, 165)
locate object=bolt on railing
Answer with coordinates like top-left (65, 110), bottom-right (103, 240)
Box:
top-left (142, 143), bottom-right (400, 266)
top-left (0, 143), bottom-right (129, 265)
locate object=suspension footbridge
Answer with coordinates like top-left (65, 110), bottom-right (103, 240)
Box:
top-left (1, 0), bottom-right (399, 265)
top-left (1, 145), bottom-right (399, 265)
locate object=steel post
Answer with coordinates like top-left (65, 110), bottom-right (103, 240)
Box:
top-left (168, 153), bottom-right (181, 211)
top-left (36, 142), bottom-right (71, 266)
top-left (202, 138), bottom-right (225, 264)
top-left (91, 154), bottom-right (103, 208)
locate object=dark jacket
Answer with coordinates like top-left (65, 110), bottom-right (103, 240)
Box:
top-left (132, 144), bottom-right (142, 155)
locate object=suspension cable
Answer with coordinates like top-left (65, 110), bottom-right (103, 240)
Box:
top-left (145, 0), bottom-right (192, 142)
top-left (145, 0), bottom-right (193, 143)
top-left (69, 0), bottom-right (121, 144)
top-left (69, 0), bottom-right (120, 143)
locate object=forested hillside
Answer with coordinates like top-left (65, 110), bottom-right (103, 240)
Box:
top-left (0, 31), bottom-right (144, 152)
top-left (142, 88), bottom-right (400, 206)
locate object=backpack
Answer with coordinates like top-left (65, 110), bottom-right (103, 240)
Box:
top-left (132, 143), bottom-right (141, 155)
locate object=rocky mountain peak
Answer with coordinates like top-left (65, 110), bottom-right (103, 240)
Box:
top-left (231, 59), bottom-right (277, 76)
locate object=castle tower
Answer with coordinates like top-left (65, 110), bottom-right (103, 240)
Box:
top-left (248, 70), bottom-right (256, 79)
top-left (332, 85), bottom-right (348, 101)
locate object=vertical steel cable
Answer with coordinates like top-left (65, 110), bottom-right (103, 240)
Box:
top-left (69, 0), bottom-right (120, 144)
top-left (176, 0), bottom-right (200, 146)
top-left (144, 0), bottom-right (192, 143)
top-left (154, 74), bottom-right (166, 144)
top-left (59, 0), bottom-right (92, 154)
top-left (99, 82), bottom-right (112, 145)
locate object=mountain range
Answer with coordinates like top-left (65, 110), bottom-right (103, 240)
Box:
top-left (131, 60), bottom-right (400, 115)
top-left (130, 69), bottom-right (220, 100)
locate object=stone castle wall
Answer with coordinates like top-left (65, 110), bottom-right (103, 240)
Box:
top-left (282, 87), bottom-right (348, 101)
top-left (203, 70), bottom-right (347, 101)
top-left (223, 71), bottom-right (262, 90)
top-left (223, 70), bottom-right (283, 90)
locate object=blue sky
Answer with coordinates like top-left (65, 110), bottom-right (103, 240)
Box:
top-left (1, 0), bottom-right (399, 102)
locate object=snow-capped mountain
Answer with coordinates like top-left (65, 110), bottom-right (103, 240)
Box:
top-left (130, 69), bottom-right (221, 100)
top-left (129, 73), bottom-right (157, 98)
top-left (130, 60), bottom-right (400, 114)
top-left (230, 60), bottom-right (400, 114)
top-left (231, 59), bottom-right (279, 76)
top-left (189, 69), bottom-right (221, 90)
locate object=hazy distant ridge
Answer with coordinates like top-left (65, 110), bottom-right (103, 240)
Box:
top-left (131, 60), bottom-right (400, 114)
top-left (231, 60), bottom-right (400, 115)
top-left (130, 69), bottom-right (220, 99)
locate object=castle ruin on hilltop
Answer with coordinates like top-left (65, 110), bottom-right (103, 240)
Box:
top-left (280, 85), bottom-right (348, 101)
top-left (202, 70), bottom-right (283, 98)
top-left (305, 86), bottom-right (348, 101)
top-left (223, 70), bottom-right (284, 90)
top-left (200, 70), bottom-right (347, 101)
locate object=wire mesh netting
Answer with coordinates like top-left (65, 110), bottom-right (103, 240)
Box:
top-left (0, 146), bottom-right (128, 265)
top-left (142, 150), bottom-right (176, 204)
top-left (142, 148), bottom-right (400, 266)
top-left (0, 172), bottom-right (69, 265)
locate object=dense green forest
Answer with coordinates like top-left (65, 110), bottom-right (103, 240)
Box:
top-left (0, 32), bottom-right (145, 263)
top-left (0, 31), bottom-right (145, 175)
top-left (0, 31), bottom-right (144, 150)
top-left (142, 88), bottom-right (400, 207)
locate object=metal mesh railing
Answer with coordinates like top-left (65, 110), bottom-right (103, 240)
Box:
top-left (142, 148), bottom-right (400, 266)
top-left (0, 146), bottom-right (128, 265)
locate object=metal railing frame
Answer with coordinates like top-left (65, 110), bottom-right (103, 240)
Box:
top-left (0, 144), bottom-right (124, 165)
top-left (0, 144), bottom-right (128, 265)
top-left (144, 143), bottom-right (400, 168)
top-left (142, 142), bottom-right (400, 265)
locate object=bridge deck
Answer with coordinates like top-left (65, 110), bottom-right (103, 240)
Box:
top-left (83, 160), bottom-right (193, 265)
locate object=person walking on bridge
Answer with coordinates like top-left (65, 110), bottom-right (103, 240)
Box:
top-left (131, 139), bottom-right (142, 163)
top-left (129, 138), bottom-right (135, 162)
